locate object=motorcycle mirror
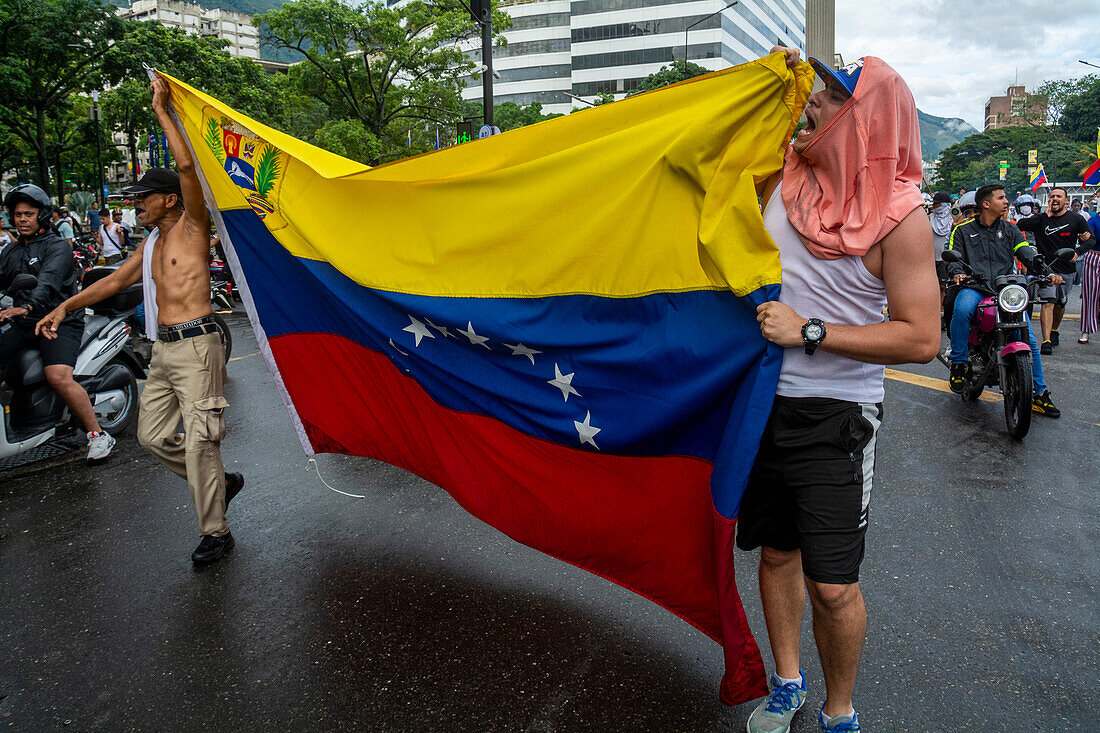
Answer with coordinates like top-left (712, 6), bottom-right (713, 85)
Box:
top-left (9, 273), bottom-right (38, 291)
top-left (1015, 245), bottom-right (1038, 262)
top-left (1055, 248), bottom-right (1076, 262)
top-left (941, 249), bottom-right (963, 263)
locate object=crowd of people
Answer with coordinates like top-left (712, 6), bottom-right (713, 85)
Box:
top-left (1, 46), bottom-right (1097, 733)
top-left (923, 183), bottom-right (1098, 417)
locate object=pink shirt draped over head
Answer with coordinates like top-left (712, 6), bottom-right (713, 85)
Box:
top-left (781, 56), bottom-right (924, 260)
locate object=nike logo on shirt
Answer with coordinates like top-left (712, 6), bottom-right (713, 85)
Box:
top-left (1045, 224), bottom-right (1070, 235)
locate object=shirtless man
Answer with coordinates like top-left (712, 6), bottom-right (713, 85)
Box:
top-left (37, 75), bottom-right (244, 564)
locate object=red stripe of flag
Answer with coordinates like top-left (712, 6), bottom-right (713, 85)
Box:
top-left (1084, 158), bottom-right (1100, 186)
top-left (267, 330), bottom-right (768, 703)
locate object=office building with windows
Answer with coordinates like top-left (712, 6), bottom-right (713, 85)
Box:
top-left (118, 0), bottom-right (261, 60)
top-left (460, 0), bottom-right (812, 115)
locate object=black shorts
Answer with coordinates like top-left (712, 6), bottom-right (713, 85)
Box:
top-left (935, 260), bottom-right (949, 284)
top-left (736, 396), bottom-right (883, 585)
top-left (0, 319), bottom-right (83, 373)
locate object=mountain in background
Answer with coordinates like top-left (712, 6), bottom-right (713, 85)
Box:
top-left (918, 109), bottom-right (979, 162)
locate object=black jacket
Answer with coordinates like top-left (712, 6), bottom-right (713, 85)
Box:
top-left (945, 217), bottom-right (1026, 284)
top-left (0, 228), bottom-right (81, 324)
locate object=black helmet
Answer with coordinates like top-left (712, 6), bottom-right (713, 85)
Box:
top-left (4, 184), bottom-right (53, 229)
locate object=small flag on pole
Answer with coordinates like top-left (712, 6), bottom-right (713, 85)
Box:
top-left (1030, 163), bottom-right (1047, 191)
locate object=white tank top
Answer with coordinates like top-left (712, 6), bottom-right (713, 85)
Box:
top-left (763, 184), bottom-right (888, 403)
top-left (141, 228), bottom-right (161, 340)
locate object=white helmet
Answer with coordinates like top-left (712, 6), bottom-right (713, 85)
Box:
top-left (1015, 193), bottom-right (1037, 216)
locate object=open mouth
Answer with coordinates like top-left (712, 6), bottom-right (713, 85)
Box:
top-left (798, 112), bottom-right (817, 140)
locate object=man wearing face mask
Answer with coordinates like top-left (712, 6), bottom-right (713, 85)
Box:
top-left (743, 49), bottom-right (939, 733)
top-left (1016, 187), bottom-right (1092, 353)
top-left (929, 191), bottom-right (953, 306)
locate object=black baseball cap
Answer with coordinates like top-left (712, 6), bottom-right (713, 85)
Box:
top-left (933, 191), bottom-right (952, 206)
top-left (121, 168), bottom-right (182, 196)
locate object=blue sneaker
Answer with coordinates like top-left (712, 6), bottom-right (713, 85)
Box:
top-left (746, 670), bottom-right (807, 733)
top-left (818, 706), bottom-right (860, 731)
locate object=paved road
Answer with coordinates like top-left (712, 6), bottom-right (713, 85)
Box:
top-left (2, 309), bottom-right (1097, 731)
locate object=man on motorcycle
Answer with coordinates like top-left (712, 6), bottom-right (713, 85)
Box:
top-left (945, 183), bottom-right (1059, 417)
top-left (37, 76), bottom-right (244, 565)
top-left (0, 184), bottom-right (116, 460)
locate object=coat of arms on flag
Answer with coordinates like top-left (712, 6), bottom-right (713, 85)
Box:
top-left (202, 116), bottom-right (284, 223)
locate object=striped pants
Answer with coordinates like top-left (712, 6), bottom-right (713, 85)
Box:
top-left (1082, 250), bottom-right (1100, 335)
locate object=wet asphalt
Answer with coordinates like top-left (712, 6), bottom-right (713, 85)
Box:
top-left (1, 308), bottom-right (1097, 731)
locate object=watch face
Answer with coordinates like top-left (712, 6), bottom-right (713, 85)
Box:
top-left (805, 323), bottom-right (824, 341)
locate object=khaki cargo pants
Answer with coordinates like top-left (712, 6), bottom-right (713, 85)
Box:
top-left (137, 332), bottom-right (229, 536)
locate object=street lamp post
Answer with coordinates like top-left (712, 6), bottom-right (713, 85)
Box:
top-left (91, 90), bottom-right (106, 208)
top-left (471, 0), bottom-right (494, 127)
top-left (684, 1), bottom-right (738, 67)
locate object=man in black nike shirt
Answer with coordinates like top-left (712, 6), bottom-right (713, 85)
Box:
top-left (1017, 187), bottom-right (1092, 352)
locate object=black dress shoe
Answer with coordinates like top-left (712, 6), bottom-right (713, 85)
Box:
top-left (225, 472), bottom-right (244, 508)
top-left (192, 531), bottom-right (235, 564)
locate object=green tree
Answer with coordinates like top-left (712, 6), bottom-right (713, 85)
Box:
top-left (933, 126), bottom-right (1084, 193)
top-left (492, 102), bottom-right (563, 131)
top-left (0, 0), bottom-right (125, 191)
top-left (1059, 75), bottom-right (1100, 144)
top-left (258, 0), bottom-right (509, 163)
top-left (628, 60), bottom-right (711, 96)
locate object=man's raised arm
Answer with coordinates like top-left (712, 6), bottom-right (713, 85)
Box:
top-left (151, 75), bottom-right (208, 238)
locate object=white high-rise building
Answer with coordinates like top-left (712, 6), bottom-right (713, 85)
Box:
top-left (462, 0), bottom-right (809, 116)
top-left (118, 0), bottom-right (261, 61)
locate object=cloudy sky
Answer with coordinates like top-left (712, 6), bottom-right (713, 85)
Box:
top-left (835, 0), bottom-right (1100, 129)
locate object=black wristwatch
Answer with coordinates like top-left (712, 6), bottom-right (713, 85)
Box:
top-left (801, 318), bottom-right (826, 355)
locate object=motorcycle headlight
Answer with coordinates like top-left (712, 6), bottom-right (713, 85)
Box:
top-left (998, 284), bottom-right (1029, 313)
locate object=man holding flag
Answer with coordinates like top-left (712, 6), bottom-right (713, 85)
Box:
top-left (745, 47), bottom-right (939, 733)
top-left (37, 76), bottom-right (245, 564)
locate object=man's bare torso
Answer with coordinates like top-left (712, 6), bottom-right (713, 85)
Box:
top-left (151, 218), bottom-right (212, 327)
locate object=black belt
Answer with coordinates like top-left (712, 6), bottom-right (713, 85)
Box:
top-left (158, 315), bottom-right (218, 342)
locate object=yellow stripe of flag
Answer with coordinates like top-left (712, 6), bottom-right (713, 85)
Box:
top-left (162, 53), bottom-right (811, 299)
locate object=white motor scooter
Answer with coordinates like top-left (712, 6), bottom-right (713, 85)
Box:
top-left (1, 269), bottom-right (145, 461)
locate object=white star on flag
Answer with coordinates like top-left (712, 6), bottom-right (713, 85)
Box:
top-left (388, 338), bottom-right (410, 356)
top-left (459, 321), bottom-right (491, 349)
top-left (548, 363), bottom-right (581, 401)
top-left (574, 411), bottom-right (601, 449)
top-left (403, 315), bottom-right (435, 346)
top-left (503, 342), bottom-right (542, 365)
top-left (425, 318), bottom-right (453, 338)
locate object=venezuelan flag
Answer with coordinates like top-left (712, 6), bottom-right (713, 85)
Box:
top-left (1031, 163), bottom-right (1048, 191)
top-left (1083, 158), bottom-right (1100, 186)
top-left (158, 54), bottom-right (812, 704)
